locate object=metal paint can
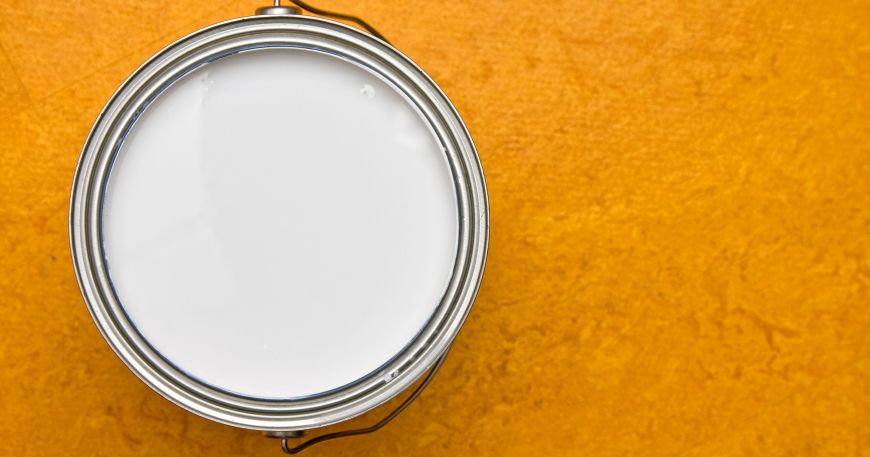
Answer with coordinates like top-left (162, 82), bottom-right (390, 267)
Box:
top-left (69, 5), bottom-right (487, 449)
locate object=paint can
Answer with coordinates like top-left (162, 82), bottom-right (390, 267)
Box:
top-left (69, 3), bottom-right (487, 451)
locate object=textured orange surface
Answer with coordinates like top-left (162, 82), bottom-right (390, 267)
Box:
top-left (1, 1), bottom-right (869, 455)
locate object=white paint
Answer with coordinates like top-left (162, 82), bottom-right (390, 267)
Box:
top-left (101, 48), bottom-right (458, 399)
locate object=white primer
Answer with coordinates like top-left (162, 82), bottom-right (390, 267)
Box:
top-left (101, 49), bottom-right (458, 399)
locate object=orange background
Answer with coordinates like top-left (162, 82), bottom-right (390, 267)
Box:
top-left (1, 1), bottom-right (869, 455)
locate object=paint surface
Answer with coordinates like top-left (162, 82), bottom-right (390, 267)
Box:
top-left (100, 48), bottom-right (459, 399)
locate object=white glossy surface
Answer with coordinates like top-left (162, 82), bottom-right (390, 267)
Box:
top-left (101, 48), bottom-right (458, 399)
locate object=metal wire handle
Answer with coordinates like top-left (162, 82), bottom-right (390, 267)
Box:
top-left (280, 352), bottom-right (448, 454)
top-left (283, 0), bottom-right (390, 43)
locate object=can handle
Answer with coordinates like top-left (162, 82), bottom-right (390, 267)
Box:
top-left (279, 352), bottom-right (449, 454)
top-left (259, 0), bottom-right (390, 43)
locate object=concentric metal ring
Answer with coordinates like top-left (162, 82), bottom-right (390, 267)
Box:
top-left (69, 14), bottom-right (488, 431)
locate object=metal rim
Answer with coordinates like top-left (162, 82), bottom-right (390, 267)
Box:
top-left (69, 14), bottom-right (488, 431)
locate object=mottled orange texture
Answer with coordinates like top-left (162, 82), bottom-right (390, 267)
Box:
top-left (1, 0), bottom-right (869, 455)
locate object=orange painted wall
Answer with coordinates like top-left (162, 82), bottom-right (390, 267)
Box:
top-left (1, 1), bottom-right (868, 455)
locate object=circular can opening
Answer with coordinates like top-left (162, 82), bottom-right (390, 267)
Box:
top-left (102, 48), bottom-right (459, 400)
